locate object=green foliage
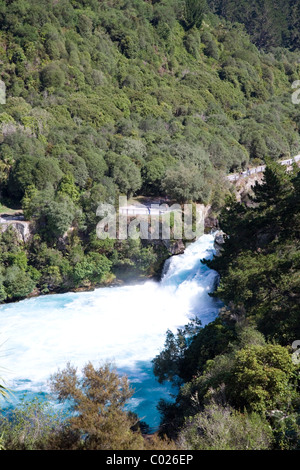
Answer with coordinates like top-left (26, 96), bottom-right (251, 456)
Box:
top-left (57, 175), bottom-right (80, 203)
top-left (109, 154), bottom-right (142, 197)
top-left (152, 317), bottom-right (234, 385)
top-left (0, 365), bottom-right (178, 450)
top-left (179, 403), bottom-right (273, 450)
top-left (4, 265), bottom-right (35, 299)
top-left (184, 0), bottom-right (208, 30)
top-left (0, 0), bottom-right (298, 213)
top-left (113, 239), bottom-right (159, 277)
top-left (157, 331), bottom-right (299, 440)
top-left (162, 163), bottom-right (211, 203)
top-left (0, 0), bottom-right (298, 450)
top-left (36, 195), bottom-right (78, 240)
top-left (40, 63), bottom-right (66, 90)
top-left (226, 344), bottom-right (298, 413)
top-left (270, 410), bottom-right (300, 450)
top-left (50, 362), bottom-right (145, 450)
top-left (207, 163), bottom-right (300, 344)
top-left (0, 227), bottom-right (37, 300)
top-left (153, 319), bottom-right (202, 386)
top-left (0, 398), bottom-right (66, 450)
top-left (207, 0), bottom-right (300, 50)
top-left (73, 253), bottom-right (112, 286)
top-left (142, 158), bottom-right (166, 194)
top-left (8, 155), bottom-right (63, 199)
top-left (156, 164), bottom-right (300, 446)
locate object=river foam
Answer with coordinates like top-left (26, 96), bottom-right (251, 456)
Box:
top-left (0, 233), bottom-right (220, 427)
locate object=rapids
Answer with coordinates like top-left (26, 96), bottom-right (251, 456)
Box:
top-left (0, 233), bottom-right (221, 428)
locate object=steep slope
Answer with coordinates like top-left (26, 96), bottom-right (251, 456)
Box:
top-left (0, 0), bottom-right (299, 300)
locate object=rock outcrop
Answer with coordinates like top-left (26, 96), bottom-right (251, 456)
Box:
top-left (214, 230), bottom-right (226, 255)
top-left (0, 214), bottom-right (32, 242)
top-left (232, 173), bottom-right (264, 205)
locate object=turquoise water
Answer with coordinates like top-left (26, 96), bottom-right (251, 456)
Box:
top-left (0, 234), bottom-right (220, 429)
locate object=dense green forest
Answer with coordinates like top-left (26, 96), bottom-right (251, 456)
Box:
top-left (0, 0), bottom-right (300, 301)
top-left (208, 0), bottom-right (300, 50)
top-left (0, 0), bottom-right (299, 452)
top-left (1, 166), bottom-right (299, 451)
top-left (153, 161), bottom-right (300, 450)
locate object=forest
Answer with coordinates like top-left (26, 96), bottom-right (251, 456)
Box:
top-left (0, 0), bottom-right (300, 300)
top-left (152, 161), bottom-right (300, 450)
top-left (0, 0), bottom-right (299, 452)
top-left (207, 0), bottom-right (300, 50)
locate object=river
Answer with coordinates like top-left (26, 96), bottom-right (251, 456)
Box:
top-left (0, 233), bottom-right (221, 429)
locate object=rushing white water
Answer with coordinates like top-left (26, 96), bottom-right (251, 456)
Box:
top-left (0, 233), bottom-right (221, 428)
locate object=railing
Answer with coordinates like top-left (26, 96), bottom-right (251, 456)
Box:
top-left (227, 154), bottom-right (300, 182)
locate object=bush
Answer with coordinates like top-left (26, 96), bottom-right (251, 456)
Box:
top-left (50, 362), bottom-right (145, 450)
top-left (4, 265), bottom-right (36, 299)
top-left (178, 404), bottom-right (273, 450)
top-left (0, 399), bottom-right (66, 450)
top-left (40, 63), bottom-right (65, 89)
top-left (162, 163), bottom-right (210, 203)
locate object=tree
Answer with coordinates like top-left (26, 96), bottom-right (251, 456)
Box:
top-left (40, 63), bottom-right (65, 90)
top-left (29, 192), bottom-right (80, 242)
top-left (57, 174), bottom-right (80, 203)
top-left (162, 163), bottom-right (210, 203)
top-left (206, 164), bottom-right (300, 344)
top-left (251, 161), bottom-right (293, 208)
top-left (207, 0), bottom-right (293, 49)
top-left (79, 149), bottom-right (107, 183)
top-left (73, 253), bottom-right (112, 285)
top-left (226, 344), bottom-right (299, 413)
top-left (111, 155), bottom-right (142, 197)
top-left (152, 319), bottom-right (203, 386)
top-left (184, 0), bottom-right (207, 30)
top-left (0, 398), bottom-right (66, 450)
top-left (4, 265), bottom-right (36, 299)
top-left (9, 155), bottom-right (63, 199)
top-left (142, 158), bottom-right (166, 195)
top-left (186, 343), bottom-right (299, 416)
top-left (156, 322), bottom-right (300, 439)
top-left (178, 403), bottom-right (273, 450)
top-left (50, 362), bottom-right (145, 450)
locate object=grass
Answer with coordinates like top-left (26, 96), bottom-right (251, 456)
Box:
top-left (0, 197), bottom-right (22, 215)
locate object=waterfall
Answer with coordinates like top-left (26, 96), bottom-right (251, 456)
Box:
top-left (0, 233), bottom-right (221, 427)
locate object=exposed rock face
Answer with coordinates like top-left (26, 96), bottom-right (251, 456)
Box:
top-left (0, 204), bottom-right (217, 251)
top-left (0, 215), bottom-right (32, 242)
top-left (214, 230), bottom-right (225, 255)
top-left (232, 173), bottom-right (264, 204)
top-left (162, 238), bottom-right (185, 255)
top-left (255, 229), bottom-right (276, 248)
top-left (204, 215), bottom-right (219, 230)
top-left (129, 203), bottom-right (220, 256)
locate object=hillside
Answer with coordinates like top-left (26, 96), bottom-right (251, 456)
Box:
top-left (153, 161), bottom-right (300, 449)
top-left (0, 0), bottom-right (299, 300)
top-left (0, 1), bottom-right (299, 452)
top-left (208, 0), bottom-right (300, 50)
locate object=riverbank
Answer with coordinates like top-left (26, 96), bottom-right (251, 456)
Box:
top-left (26, 228), bottom-right (222, 301)
top-left (0, 202), bottom-right (219, 304)
top-left (0, 233), bottom-right (220, 429)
